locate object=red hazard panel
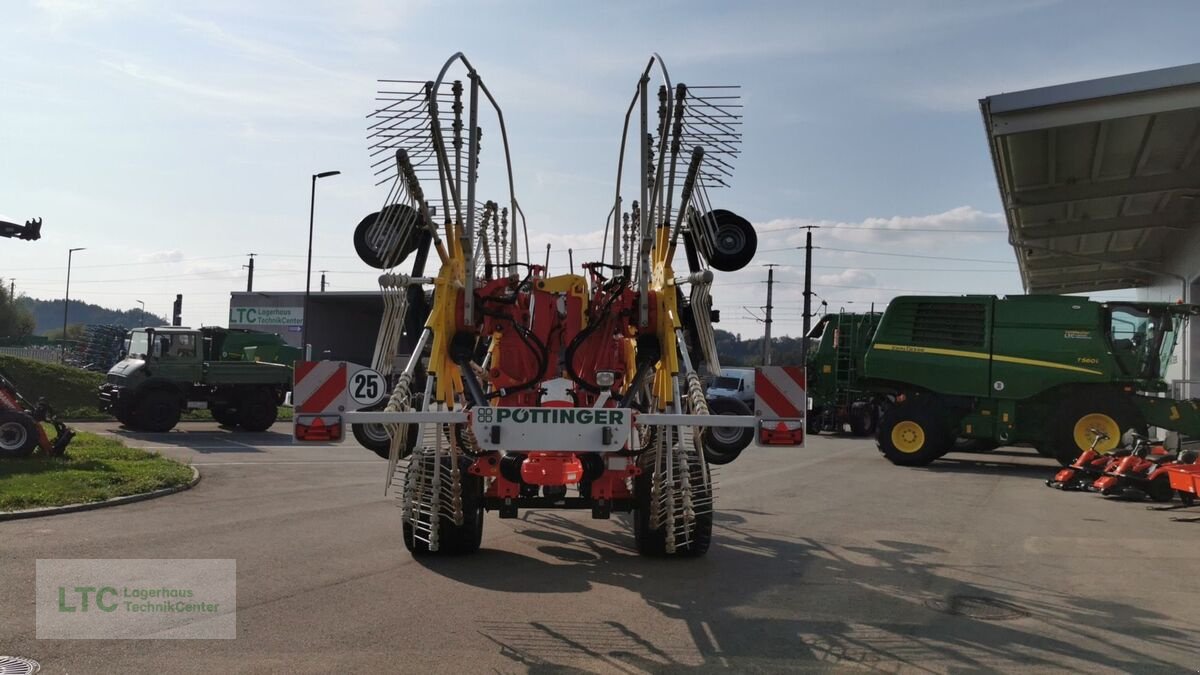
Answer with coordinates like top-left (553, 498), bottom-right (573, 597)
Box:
top-left (294, 361), bottom-right (348, 414)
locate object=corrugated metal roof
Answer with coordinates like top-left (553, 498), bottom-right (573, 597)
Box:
top-left (981, 63), bottom-right (1200, 294)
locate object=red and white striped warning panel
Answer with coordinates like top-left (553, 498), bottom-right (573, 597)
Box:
top-left (754, 366), bottom-right (806, 447)
top-left (293, 361), bottom-right (348, 442)
top-left (295, 361), bottom-right (348, 414)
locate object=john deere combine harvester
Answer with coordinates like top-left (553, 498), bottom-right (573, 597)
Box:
top-left (292, 53), bottom-right (805, 557)
top-left (863, 294), bottom-right (1200, 467)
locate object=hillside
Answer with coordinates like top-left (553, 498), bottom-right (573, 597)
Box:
top-left (20, 297), bottom-right (168, 335)
top-left (0, 354), bottom-right (105, 417)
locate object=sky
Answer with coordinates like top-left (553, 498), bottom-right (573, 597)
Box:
top-left (3, 0), bottom-right (1200, 338)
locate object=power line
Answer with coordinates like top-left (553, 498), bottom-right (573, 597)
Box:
top-left (757, 245), bottom-right (1016, 264)
top-left (755, 224), bottom-right (1005, 234)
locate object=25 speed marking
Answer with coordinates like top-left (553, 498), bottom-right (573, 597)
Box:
top-left (349, 368), bottom-right (386, 406)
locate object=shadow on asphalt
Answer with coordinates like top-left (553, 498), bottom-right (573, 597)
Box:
top-left (922, 455), bottom-right (1057, 479)
top-left (415, 510), bottom-right (1191, 672)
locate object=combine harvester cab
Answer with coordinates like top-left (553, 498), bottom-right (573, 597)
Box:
top-left (293, 53), bottom-right (805, 557)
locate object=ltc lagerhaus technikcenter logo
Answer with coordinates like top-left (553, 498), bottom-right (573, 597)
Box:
top-left (36, 559), bottom-right (236, 639)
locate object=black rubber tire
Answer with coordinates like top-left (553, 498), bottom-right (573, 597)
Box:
top-left (403, 457), bottom-right (484, 555)
top-left (701, 210), bottom-right (757, 272)
top-left (702, 397), bottom-right (754, 465)
top-left (237, 389), bottom-right (278, 432)
top-left (354, 204), bottom-right (422, 270)
top-left (1045, 391), bottom-right (1143, 468)
top-left (632, 452), bottom-right (713, 557)
top-left (1180, 491), bottom-right (1196, 507)
top-left (807, 408), bottom-right (823, 435)
top-left (848, 403), bottom-right (877, 437)
top-left (0, 411), bottom-right (39, 458)
top-left (876, 398), bottom-right (954, 467)
top-left (1146, 474), bottom-right (1175, 503)
top-left (113, 403), bottom-right (136, 429)
top-left (211, 405), bottom-right (239, 428)
top-left (353, 403), bottom-right (418, 460)
top-left (133, 389), bottom-right (182, 433)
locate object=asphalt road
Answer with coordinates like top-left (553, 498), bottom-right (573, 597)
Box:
top-left (2, 422), bottom-right (1198, 673)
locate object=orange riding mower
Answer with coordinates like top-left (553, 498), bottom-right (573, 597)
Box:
top-left (1048, 428), bottom-right (1199, 502)
top-left (0, 372), bottom-right (75, 459)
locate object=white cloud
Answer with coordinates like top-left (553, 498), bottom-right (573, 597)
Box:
top-left (762, 206), bottom-right (1005, 248)
top-left (137, 249), bottom-right (184, 264)
top-left (817, 269), bottom-right (877, 288)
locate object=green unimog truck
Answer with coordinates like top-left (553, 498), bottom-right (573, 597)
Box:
top-left (863, 295), bottom-right (1200, 466)
top-left (99, 326), bottom-right (292, 432)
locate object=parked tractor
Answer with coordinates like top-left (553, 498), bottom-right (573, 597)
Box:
top-left (863, 294), bottom-right (1200, 467)
top-left (806, 311), bottom-right (882, 436)
top-left (99, 326), bottom-right (291, 432)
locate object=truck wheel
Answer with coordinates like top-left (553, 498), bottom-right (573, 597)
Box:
top-left (113, 403), bottom-right (137, 429)
top-left (403, 457), bottom-right (484, 555)
top-left (848, 403), bottom-right (877, 437)
top-left (211, 406), bottom-right (239, 428)
top-left (353, 402), bottom-right (418, 459)
top-left (876, 399), bottom-right (952, 466)
top-left (0, 411), bottom-right (39, 458)
top-left (807, 408), bottom-right (823, 435)
top-left (134, 390), bottom-right (182, 433)
top-left (1046, 394), bottom-right (1140, 467)
top-left (702, 397), bottom-right (753, 465)
top-left (237, 390), bottom-right (278, 432)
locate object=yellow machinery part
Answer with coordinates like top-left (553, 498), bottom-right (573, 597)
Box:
top-left (1072, 413), bottom-right (1121, 453)
top-left (891, 421), bottom-right (926, 454)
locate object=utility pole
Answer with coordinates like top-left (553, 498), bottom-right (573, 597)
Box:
top-left (320, 270), bottom-right (328, 292)
top-left (763, 264), bottom-right (778, 365)
top-left (8, 279), bottom-right (12, 300)
top-left (244, 253), bottom-right (256, 292)
top-left (800, 226), bottom-right (817, 366)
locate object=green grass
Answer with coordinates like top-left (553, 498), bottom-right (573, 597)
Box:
top-left (0, 430), bottom-right (194, 511)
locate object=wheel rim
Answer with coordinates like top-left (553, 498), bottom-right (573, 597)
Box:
top-left (0, 421), bottom-right (28, 451)
top-left (361, 423), bottom-right (389, 443)
top-left (710, 424), bottom-right (743, 444)
top-left (891, 421), bottom-right (926, 453)
top-left (715, 225), bottom-right (746, 254)
top-left (1072, 413), bottom-right (1120, 453)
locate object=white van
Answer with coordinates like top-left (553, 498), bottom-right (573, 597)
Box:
top-left (707, 367), bottom-right (755, 405)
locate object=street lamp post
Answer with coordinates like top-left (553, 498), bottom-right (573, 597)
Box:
top-left (303, 170), bottom-right (341, 359)
top-left (136, 299), bottom-right (146, 327)
top-left (61, 246), bottom-right (86, 363)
